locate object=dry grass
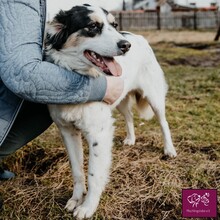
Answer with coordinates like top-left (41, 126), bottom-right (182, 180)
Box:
top-left (1, 31), bottom-right (220, 220)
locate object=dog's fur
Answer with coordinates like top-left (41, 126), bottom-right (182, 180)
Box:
top-left (45, 4), bottom-right (177, 219)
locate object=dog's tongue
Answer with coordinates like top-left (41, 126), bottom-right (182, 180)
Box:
top-left (103, 57), bottom-right (122, 76)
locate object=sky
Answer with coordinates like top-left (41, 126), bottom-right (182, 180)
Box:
top-left (46, 0), bottom-right (126, 20)
top-left (46, 0), bottom-right (220, 20)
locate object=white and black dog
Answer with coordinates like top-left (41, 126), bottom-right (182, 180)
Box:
top-left (45, 4), bottom-right (177, 219)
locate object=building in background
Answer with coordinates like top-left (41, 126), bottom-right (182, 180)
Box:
top-left (47, 0), bottom-right (220, 20)
top-left (170, 0), bottom-right (219, 9)
top-left (132, 0), bottom-right (220, 10)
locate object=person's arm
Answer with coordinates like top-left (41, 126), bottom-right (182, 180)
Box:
top-left (0, 0), bottom-right (107, 104)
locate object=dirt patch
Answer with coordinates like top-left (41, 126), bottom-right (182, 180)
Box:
top-left (166, 55), bottom-right (220, 67)
top-left (21, 145), bottom-right (65, 176)
top-left (137, 30), bottom-right (216, 44)
top-left (155, 42), bottom-right (220, 67)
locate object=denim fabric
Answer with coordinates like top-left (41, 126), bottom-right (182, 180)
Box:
top-left (0, 101), bottom-right (52, 158)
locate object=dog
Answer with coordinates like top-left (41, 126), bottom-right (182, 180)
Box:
top-left (44, 4), bottom-right (177, 219)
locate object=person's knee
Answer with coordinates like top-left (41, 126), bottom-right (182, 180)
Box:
top-left (0, 136), bottom-right (25, 159)
top-left (0, 148), bottom-right (15, 159)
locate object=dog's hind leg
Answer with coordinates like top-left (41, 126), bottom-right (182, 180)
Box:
top-left (74, 104), bottom-right (114, 219)
top-left (117, 95), bottom-right (136, 145)
top-left (57, 125), bottom-right (86, 212)
top-left (147, 96), bottom-right (177, 157)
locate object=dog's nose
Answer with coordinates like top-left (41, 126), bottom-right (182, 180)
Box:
top-left (117, 40), bottom-right (131, 54)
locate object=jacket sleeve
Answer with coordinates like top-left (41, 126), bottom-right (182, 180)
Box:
top-left (0, 0), bottom-right (106, 104)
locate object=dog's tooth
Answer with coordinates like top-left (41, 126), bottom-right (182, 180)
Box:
top-left (91, 52), bottom-right (96, 58)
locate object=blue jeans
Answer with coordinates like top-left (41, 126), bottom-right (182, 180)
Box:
top-left (0, 101), bottom-right (52, 159)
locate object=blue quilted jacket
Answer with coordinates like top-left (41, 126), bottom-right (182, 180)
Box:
top-left (0, 0), bottom-right (107, 145)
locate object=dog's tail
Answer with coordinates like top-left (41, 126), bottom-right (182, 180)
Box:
top-left (135, 93), bottom-right (154, 120)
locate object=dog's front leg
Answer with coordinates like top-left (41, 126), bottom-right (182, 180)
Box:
top-left (57, 125), bottom-right (86, 211)
top-left (74, 104), bottom-right (114, 219)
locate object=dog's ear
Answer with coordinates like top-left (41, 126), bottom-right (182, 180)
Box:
top-left (45, 21), bottom-right (68, 50)
top-left (44, 11), bottom-right (69, 50)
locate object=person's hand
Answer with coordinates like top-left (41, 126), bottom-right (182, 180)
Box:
top-left (103, 76), bottom-right (124, 105)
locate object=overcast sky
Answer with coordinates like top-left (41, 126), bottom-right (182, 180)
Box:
top-left (46, 0), bottom-right (125, 20)
top-left (47, 0), bottom-right (79, 20)
top-left (46, 0), bottom-right (220, 20)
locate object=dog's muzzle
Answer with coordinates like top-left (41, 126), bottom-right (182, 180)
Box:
top-left (117, 40), bottom-right (131, 54)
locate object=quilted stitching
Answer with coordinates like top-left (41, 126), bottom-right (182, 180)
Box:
top-left (0, 0), bottom-right (106, 145)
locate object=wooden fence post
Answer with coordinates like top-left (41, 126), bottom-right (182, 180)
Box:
top-left (156, 6), bottom-right (161, 30)
top-left (214, 24), bottom-right (220, 41)
top-left (193, 9), bottom-right (197, 30)
top-left (119, 12), bottom-right (123, 31)
top-left (214, 10), bottom-right (220, 40)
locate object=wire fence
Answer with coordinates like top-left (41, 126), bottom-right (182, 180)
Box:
top-left (112, 10), bottom-right (219, 31)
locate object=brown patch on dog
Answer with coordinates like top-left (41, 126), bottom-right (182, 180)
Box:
top-left (63, 33), bottom-right (82, 49)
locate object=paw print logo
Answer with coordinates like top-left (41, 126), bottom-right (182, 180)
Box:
top-left (187, 193), bottom-right (210, 207)
top-left (200, 193), bottom-right (210, 206)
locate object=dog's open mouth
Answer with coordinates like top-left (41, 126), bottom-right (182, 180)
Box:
top-left (84, 50), bottom-right (122, 76)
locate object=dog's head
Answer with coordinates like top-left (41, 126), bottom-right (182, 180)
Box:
top-left (45, 4), bottom-right (131, 76)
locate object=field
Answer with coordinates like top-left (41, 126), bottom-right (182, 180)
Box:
top-left (0, 30), bottom-right (220, 220)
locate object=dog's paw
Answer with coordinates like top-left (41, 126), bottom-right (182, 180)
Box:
top-left (65, 197), bottom-right (83, 212)
top-left (123, 137), bottom-right (135, 146)
top-left (164, 147), bottom-right (177, 158)
top-left (73, 204), bottom-right (96, 219)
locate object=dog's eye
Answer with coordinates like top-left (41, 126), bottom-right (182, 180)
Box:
top-left (84, 22), bottom-right (103, 37)
top-left (85, 22), bottom-right (103, 37)
top-left (112, 22), bottom-right (118, 29)
top-left (88, 22), bottom-right (98, 31)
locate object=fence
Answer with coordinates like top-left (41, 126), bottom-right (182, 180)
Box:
top-left (112, 10), bottom-right (219, 31)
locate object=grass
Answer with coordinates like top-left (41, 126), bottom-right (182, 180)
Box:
top-left (1, 35), bottom-right (220, 220)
